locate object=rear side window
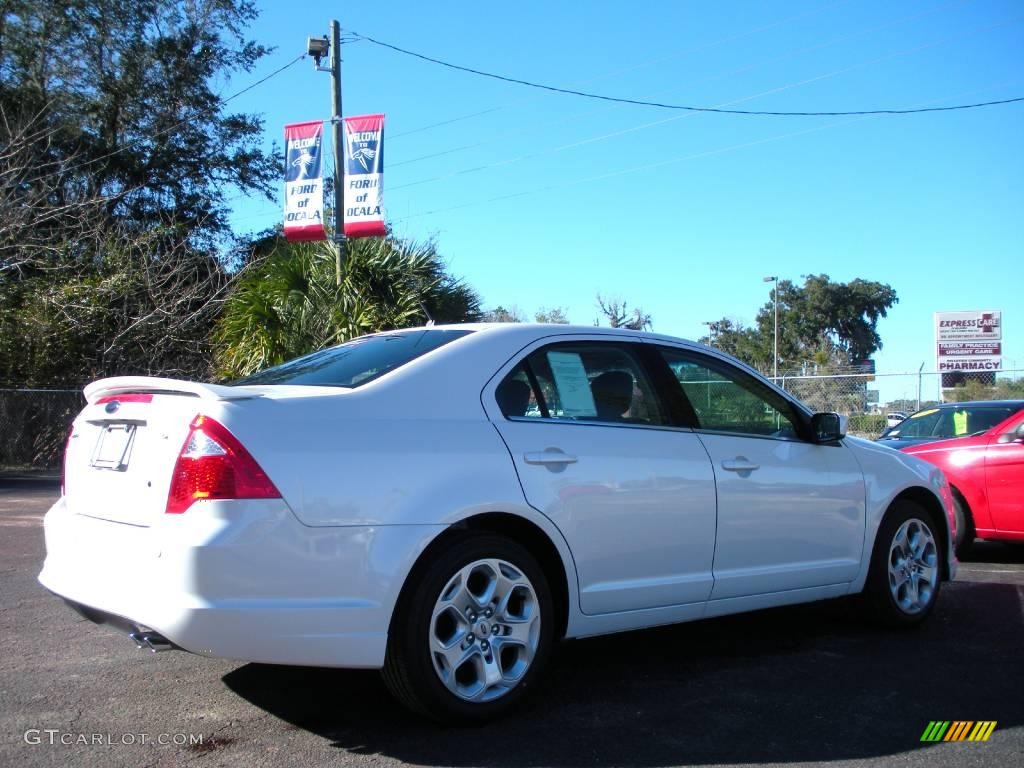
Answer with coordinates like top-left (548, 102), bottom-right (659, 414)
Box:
top-left (232, 330), bottom-right (472, 387)
top-left (955, 406), bottom-right (1019, 435)
top-left (497, 342), bottom-right (666, 426)
top-left (496, 365), bottom-right (542, 418)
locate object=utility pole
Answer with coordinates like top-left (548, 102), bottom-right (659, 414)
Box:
top-left (917, 361), bottom-right (925, 411)
top-left (329, 20), bottom-right (345, 286)
top-left (306, 21), bottom-right (345, 285)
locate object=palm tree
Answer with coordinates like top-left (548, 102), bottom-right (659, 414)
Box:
top-left (213, 235), bottom-right (481, 379)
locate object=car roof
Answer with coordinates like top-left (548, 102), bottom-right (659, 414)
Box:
top-left (385, 322), bottom-right (707, 348)
top-left (393, 321), bottom-right (804, 400)
top-left (426, 322), bottom-right (687, 338)
top-left (391, 321), bottom-right (755, 366)
top-left (925, 400), bottom-right (1024, 409)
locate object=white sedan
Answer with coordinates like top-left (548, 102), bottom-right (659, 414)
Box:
top-left (40, 324), bottom-right (956, 722)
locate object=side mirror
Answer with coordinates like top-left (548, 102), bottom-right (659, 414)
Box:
top-left (812, 412), bottom-right (846, 443)
top-left (998, 423), bottom-right (1024, 444)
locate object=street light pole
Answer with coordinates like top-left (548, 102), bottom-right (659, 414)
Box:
top-left (763, 276), bottom-right (778, 379)
top-left (702, 321), bottom-right (716, 348)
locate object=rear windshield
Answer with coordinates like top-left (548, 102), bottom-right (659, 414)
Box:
top-left (232, 329), bottom-right (472, 388)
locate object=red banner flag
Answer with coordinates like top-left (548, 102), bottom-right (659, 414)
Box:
top-left (283, 121), bottom-right (327, 242)
top-left (343, 114), bottom-right (385, 238)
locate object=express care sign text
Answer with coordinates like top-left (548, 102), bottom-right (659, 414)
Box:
top-left (935, 310), bottom-right (1002, 374)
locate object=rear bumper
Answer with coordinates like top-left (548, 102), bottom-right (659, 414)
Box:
top-left (38, 497), bottom-right (445, 668)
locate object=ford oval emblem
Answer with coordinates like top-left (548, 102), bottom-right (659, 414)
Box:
top-left (104, 400), bottom-right (120, 413)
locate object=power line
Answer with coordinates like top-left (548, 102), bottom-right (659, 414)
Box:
top-left (350, 31), bottom-right (1024, 117)
top-left (360, 3), bottom-right (978, 192)
top-left (390, 108), bottom-right (502, 140)
top-left (218, 53), bottom-right (307, 105)
top-left (386, 0), bottom-right (966, 173)
top-left (388, 15), bottom-right (1022, 192)
top-left (386, 0), bottom-right (854, 140)
top-left (389, 80), bottom-right (1020, 224)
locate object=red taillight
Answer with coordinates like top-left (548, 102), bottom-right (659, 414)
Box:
top-left (166, 415), bottom-right (280, 514)
top-left (60, 427), bottom-right (74, 497)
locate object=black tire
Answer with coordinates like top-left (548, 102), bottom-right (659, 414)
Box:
top-left (863, 500), bottom-right (944, 628)
top-left (952, 492), bottom-right (975, 560)
top-left (381, 531), bottom-right (555, 724)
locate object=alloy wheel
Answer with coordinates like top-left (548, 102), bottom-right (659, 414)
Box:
top-left (887, 517), bottom-right (939, 614)
top-left (428, 558), bottom-right (541, 702)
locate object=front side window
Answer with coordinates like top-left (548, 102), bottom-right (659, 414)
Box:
top-left (658, 348), bottom-right (802, 439)
top-left (885, 408), bottom-right (942, 438)
top-left (496, 343), bottom-right (665, 426)
top-left (232, 329), bottom-right (472, 388)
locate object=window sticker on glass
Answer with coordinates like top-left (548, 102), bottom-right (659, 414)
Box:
top-left (547, 351), bottom-right (597, 418)
top-left (953, 410), bottom-right (968, 436)
top-left (911, 408), bottom-right (938, 419)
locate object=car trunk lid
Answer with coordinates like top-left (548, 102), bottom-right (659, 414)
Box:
top-left (64, 377), bottom-right (262, 527)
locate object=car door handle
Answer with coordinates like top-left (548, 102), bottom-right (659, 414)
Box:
top-left (721, 458), bottom-right (760, 472)
top-left (524, 450), bottom-right (578, 466)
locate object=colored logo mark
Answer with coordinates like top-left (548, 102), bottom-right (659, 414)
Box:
top-left (921, 721), bottom-right (997, 742)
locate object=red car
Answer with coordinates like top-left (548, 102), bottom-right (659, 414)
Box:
top-left (900, 401), bottom-right (1024, 556)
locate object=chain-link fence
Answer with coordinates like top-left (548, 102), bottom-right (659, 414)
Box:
top-left (0, 388), bottom-right (84, 470)
top-left (772, 369), bottom-right (1024, 438)
top-left (2, 370), bottom-right (1022, 467)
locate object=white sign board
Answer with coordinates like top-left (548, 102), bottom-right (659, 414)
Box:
top-left (934, 310), bottom-right (1002, 375)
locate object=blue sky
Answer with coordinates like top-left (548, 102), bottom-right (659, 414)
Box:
top-left (225, 0), bottom-right (1023, 403)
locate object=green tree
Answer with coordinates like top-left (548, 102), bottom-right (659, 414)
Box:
top-left (482, 306), bottom-right (525, 323)
top-left (947, 377), bottom-right (1024, 402)
top-left (0, 0), bottom-right (281, 385)
top-left (535, 307), bottom-right (569, 324)
top-left (701, 318), bottom-right (769, 368)
top-left (0, 0), bottom-right (277, 257)
top-left (1, 223), bottom-right (228, 385)
top-left (701, 275), bottom-right (898, 373)
top-left (596, 295), bottom-right (652, 330)
top-left (213, 236), bottom-right (481, 379)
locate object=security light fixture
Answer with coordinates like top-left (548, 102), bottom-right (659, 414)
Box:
top-left (307, 36), bottom-right (329, 67)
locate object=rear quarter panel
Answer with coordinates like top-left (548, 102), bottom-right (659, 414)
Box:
top-left (206, 330), bottom-right (539, 528)
top-left (199, 328), bottom-right (584, 631)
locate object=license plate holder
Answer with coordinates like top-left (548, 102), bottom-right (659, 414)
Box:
top-left (91, 424), bottom-right (136, 470)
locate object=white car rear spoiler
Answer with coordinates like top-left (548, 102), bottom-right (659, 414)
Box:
top-left (84, 376), bottom-right (260, 404)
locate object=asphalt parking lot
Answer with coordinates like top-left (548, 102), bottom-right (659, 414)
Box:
top-left (1, 475), bottom-right (1022, 768)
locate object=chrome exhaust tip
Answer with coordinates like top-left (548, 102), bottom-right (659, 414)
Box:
top-left (129, 630), bottom-right (174, 653)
